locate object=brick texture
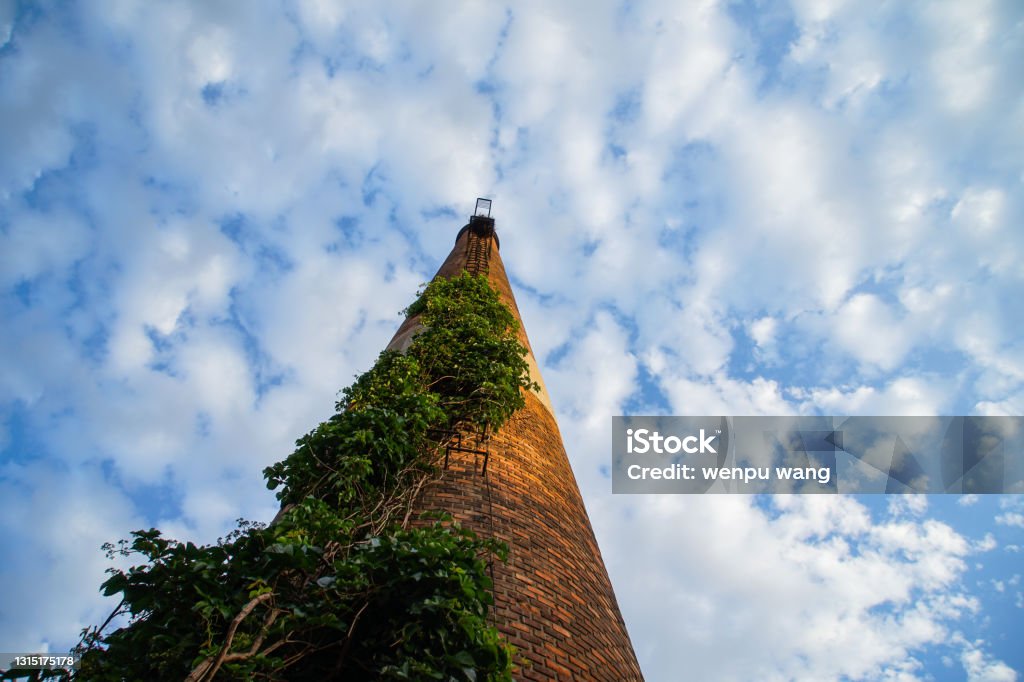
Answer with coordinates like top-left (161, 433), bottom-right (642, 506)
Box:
top-left (388, 222), bottom-right (644, 681)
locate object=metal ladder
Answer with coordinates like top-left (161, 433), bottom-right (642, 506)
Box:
top-left (465, 231), bottom-right (491, 275)
top-left (430, 424), bottom-right (492, 476)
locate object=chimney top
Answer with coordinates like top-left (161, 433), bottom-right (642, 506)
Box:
top-left (461, 197), bottom-right (498, 248)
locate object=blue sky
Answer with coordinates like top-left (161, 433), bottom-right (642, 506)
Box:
top-left (1, 1), bottom-right (1022, 679)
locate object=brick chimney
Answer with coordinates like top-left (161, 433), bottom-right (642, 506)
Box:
top-left (388, 200), bottom-right (643, 681)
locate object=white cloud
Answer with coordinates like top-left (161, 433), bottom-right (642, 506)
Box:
top-left (640, 1), bottom-right (734, 136)
top-left (960, 639), bottom-right (1018, 682)
top-left (601, 494), bottom-right (982, 681)
top-left (661, 374), bottom-right (793, 416)
top-left (0, 208), bottom-right (92, 286)
top-left (889, 494), bottom-right (928, 517)
top-left (975, 533), bottom-right (997, 552)
top-left (546, 310), bottom-right (638, 433)
top-left (832, 294), bottom-right (914, 372)
top-left (748, 316), bottom-right (777, 348)
top-left (996, 512), bottom-right (1024, 529)
top-left (0, 462), bottom-right (141, 652)
top-left (804, 376), bottom-right (953, 416)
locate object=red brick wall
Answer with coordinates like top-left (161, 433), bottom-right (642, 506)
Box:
top-left (390, 226), bottom-right (643, 681)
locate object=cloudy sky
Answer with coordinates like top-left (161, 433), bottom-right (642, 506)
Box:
top-left (1, 1), bottom-right (1022, 679)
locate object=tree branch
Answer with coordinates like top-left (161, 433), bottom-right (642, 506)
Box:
top-left (185, 591), bottom-right (274, 682)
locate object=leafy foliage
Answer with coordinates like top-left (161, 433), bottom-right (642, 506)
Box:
top-left (409, 272), bottom-right (537, 430)
top-left (55, 273), bottom-right (533, 681)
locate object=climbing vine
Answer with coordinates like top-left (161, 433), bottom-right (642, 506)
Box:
top-left (31, 272), bottom-right (537, 682)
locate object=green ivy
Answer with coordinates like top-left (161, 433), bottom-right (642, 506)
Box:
top-left (40, 272), bottom-right (532, 682)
